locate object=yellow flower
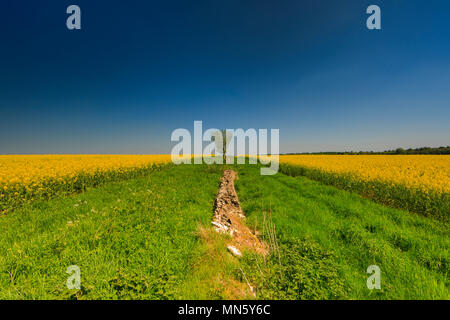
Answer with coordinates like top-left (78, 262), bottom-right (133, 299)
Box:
top-left (0, 155), bottom-right (171, 198)
top-left (279, 155), bottom-right (450, 194)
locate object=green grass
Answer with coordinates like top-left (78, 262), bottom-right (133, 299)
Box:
top-left (279, 163), bottom-right (449, 221)
top-left (1, 163), bottom-right (448, 300)
top-left (0, 163), bottom-right (171, 215)
top-left (234, 165), bottom-right (449, 299)
top-left (0, 164), bottom-right (227, 299)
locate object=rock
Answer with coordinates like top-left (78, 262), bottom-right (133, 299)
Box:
top-left (227, 245), bottom-right (242, 257)
top-left (212, 221), bottom-right (228, 233)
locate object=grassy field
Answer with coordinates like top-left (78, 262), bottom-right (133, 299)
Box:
top-left (235, 165), bottom-right (449, 299)
top-left (278, 155), bottom-right (450, 221)
top-left (0, 163), bottom-right (448, 299)
top-left (0, 155), bottom-right (171, 215)
top-left (0, 165), bottom-right (229, 299)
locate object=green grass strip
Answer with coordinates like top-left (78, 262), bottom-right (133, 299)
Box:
top-left (234, 165), bottom-right (449, 299)
top-left (0, 164), bottom-right (224, 299)
top-left (1, 163), bottom-right (173, 215)
top-left (279, 163), bottom-right (449, 222)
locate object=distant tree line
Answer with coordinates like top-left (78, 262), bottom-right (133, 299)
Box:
top-left (285, 146), bottom-right (450, 155)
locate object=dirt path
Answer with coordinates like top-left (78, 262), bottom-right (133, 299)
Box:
top-left (179, 169), bottom-right (267, 299)
top-left (212, 170), bottom-right (267, 256)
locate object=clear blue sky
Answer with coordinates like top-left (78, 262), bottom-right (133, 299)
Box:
top-left (1, 0), bottom-right (449, 154)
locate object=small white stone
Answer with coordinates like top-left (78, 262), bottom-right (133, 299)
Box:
top-left (227, 245), bottom-right (242, 257)
top-left (212, 221), bottom-right (228, 230)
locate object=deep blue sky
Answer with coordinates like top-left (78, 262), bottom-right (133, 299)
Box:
top-left (1, 1), bottom-right (449, 154)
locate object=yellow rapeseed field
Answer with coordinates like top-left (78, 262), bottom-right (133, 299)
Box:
top-left (279, 155), bottom-right (450, 194)
top-left (0, 155), bottom-right (171, 189)
top-left (1, 154), bottom-right (448, 219)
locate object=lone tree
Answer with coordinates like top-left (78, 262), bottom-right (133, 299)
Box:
top-left (212, 129), bottom-right (233, 164)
